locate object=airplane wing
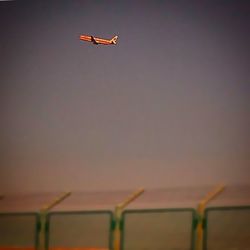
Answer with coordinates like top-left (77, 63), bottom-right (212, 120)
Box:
top-left (91, 36), bottom-right (98, 45)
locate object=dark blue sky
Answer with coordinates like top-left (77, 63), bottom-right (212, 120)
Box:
top-left (1, 1), bottom-right (250, 193)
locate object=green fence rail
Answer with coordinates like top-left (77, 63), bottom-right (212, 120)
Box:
top-left (203, 206), bottom-right (250, 250)
top-left (46, 211), bottom-right (114, 250)
top-left (0, 212), bottom-right (40, 249)
top-left (121, 208), bottom-right (196, 250)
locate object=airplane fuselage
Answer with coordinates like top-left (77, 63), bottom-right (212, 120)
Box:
top-left (80, 35), bottom-right (118, 45)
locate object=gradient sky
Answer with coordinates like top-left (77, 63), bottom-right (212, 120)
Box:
top-left (1, 1), bottom-right (250, 193)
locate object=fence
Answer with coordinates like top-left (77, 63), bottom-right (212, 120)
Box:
top-left (1, 186), bottom-right (250, 250)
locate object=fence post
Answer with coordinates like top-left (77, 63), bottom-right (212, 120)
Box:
top-left (195, 184), bottom-right (225, 250)
top-left (113, 188), bottom-right (144, 250)
top-left (38, 192), bottom-right (71, 250)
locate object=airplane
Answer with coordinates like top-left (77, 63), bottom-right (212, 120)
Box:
top-left (79, 34), bottom-right (118, 45)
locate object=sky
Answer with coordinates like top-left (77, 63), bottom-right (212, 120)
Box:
top-left (0, 0), bottom-right (250, 193)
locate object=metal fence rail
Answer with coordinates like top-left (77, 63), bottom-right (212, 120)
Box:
top-left (121, 208), bottom-right (196, 250)
top-left (0, 212), bottom-right (39, 249)
top-left (203, 206), bottom-right (250, 250)
top-left (46, 211), bottom-right (113, 250)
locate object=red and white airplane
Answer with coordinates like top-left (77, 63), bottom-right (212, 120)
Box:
top-left (80, 34), bottom-right (118, 45)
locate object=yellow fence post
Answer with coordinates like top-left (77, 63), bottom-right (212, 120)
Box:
top-left (195, 184), bottom-right (225, 250)
top-left (38, 192), bottom-right (71, 250)
top-left (113, 188), bottom-right (145, 250)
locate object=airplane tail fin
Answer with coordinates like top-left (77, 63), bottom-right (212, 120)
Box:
top-left (111, 35), bottom-right (118, 44)
top-left (91, 36), bottom-right (98, 45)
